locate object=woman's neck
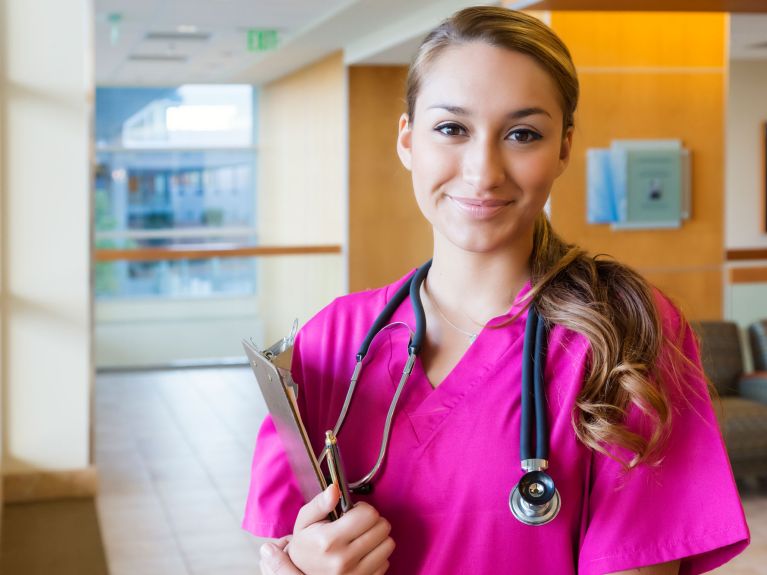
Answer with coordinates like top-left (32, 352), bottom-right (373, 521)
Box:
top-left (426, 232), bottom-right (532, 326)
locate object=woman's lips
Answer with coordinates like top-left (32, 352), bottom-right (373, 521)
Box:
top-left (447, 196), bottom-right (513, 219)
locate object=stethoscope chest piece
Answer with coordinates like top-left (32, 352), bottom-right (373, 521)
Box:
top-left (509, 469), bottom-right (561, 526)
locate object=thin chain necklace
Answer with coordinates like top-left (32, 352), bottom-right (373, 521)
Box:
top-left (423, 278), bottom-right (479, 343)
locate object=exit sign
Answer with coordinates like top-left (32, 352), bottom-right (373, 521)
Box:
top-left (247, 29), bottom-right (279, 52)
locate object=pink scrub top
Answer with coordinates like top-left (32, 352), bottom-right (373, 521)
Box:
top-left (243, 272), bottom-right (749, 574)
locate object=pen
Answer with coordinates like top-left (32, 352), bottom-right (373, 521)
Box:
top-left (325, 430), bottom-right (353, 516)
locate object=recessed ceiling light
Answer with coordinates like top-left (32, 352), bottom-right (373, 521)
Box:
top-left (128, 54), bottom-right (188, 62)
top-left (145, 31), bottom-right (211, 42)
top-left (177, 25), bottom-right (198, 34)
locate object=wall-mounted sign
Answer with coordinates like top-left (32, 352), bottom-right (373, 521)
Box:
top-left (587, 140), bottom-right (691, 230)
top-left (247, 29), bottom-right (279, 52)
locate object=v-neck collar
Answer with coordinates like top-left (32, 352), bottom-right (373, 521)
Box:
top-left (386, 279), bottom-right (533, 445)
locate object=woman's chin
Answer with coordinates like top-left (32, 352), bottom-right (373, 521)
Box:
top-left (444, 233), bottom-right (515, 255)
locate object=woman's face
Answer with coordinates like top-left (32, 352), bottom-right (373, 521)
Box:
top-left (397, 42), bottom-right (573, 254)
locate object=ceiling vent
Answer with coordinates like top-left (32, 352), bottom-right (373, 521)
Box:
top-left (145, 31), bottom-right (211, 42)
top-left (128, 54), bottom-right (189, 62)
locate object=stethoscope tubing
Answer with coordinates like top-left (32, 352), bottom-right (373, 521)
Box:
top-left (318, 262), bottom-right (430, 485)
top-left (323, 260), bottom-right (555, 522)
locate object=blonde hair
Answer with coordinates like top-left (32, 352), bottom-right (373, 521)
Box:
top-left (407, 7), bottom-right (684, 468)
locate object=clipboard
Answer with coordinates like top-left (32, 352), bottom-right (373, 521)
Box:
top-left (242, 336), bottom-right (327, 503)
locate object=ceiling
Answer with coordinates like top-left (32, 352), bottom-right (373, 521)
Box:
top-left (730, 13), bottom-right (767, 60)
top-left (95, 0), bottom-right (767, 86)
top-left (95, 0), bottom-right (354, 85)
top-left (95, 0), bottom-right (485, 85)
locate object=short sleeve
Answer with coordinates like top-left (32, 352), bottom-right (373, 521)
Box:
top-left (241, 414), bottom-right (304, 537)
top-left (578, 303), bottom-right (750, 574)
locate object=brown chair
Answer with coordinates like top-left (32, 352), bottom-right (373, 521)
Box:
top-left (749, 319), bottom-right (767, 372)
top-left (693, 321), bottom-right (767, 479)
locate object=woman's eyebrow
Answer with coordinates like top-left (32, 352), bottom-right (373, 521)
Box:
top-left (508, 107), bottom-right (552, 120)
top-left (427, 104), bottom-right (552, 120)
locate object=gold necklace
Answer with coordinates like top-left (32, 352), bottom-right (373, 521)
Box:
top-left (423, 278), bottom-right (479, 342)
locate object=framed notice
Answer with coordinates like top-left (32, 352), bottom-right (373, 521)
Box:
top-left (587, 139), bottom-right (689, 230)
top-left (624, 148), bottom-right (682, 225)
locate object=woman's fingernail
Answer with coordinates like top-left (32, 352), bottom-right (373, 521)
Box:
top-left (324, 484), bottom-right (335, 504)
top-left (261, 543), bottom-right (276, 559)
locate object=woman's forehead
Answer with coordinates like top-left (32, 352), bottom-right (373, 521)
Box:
top-left (414, 42), bottom-right (563, 119)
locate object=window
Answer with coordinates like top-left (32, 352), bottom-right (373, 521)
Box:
top-left (94, 85), bottom-right (258, 298)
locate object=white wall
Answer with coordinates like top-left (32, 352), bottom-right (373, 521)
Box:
top-left (0, 0), bottom-right (92, 473)
top-left (724, 58), bottom-right (767, 332)
top-left (725, 59), bottom-right (767, 249)
top-left (95, 298), bottom-right (263, 368)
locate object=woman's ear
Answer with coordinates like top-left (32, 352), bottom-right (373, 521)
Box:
top-left (556, 126), bottom-right (574, 177)
top-left (396, 113), bottom-right (413, 171)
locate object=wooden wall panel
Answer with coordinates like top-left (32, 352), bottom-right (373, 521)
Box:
top-left (549, 12), bottom-right (727, 320)
top-left (642, 269), bottom-right (723, 320)
top-left (511, 1), bottom-right (767, 12)
top-left (552, 73), bottom-right (725, 269)
top-left (348, 66), bottom-right (432, 292)
top-left (552, 12), bottom-right (725, 68)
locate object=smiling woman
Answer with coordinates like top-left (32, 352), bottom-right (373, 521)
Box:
top-left (397, 43), bottom-right (571, 258)
top-left (244, 7), bottom-right (750, 575)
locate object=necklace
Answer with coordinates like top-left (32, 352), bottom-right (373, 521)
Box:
top-left (423, 278), bottom-right (479, 342)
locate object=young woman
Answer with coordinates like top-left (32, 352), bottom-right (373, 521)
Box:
top-left (245, 7), bottom-right (749, 574)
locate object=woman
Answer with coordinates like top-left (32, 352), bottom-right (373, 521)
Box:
top-left (245, 7), bottom-right (749, 574)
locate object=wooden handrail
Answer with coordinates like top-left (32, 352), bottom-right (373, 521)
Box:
top-left (726, 248), bottom-right (767, 261)
top-left (729, 266), bottom-right (767, 284)
top-left (94, 244), bottom-right (343, 262)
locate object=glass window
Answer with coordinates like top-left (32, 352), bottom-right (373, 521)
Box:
top-left (94, 85), bottom-right (258, 299)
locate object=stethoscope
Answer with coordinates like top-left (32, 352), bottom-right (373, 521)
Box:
top-left (320, 260), bottom-right (561, 526)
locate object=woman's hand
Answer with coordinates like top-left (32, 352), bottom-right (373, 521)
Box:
top-left (260, 536), bottom-right (301, 574)
top-left (286, 484), bottom-right (395, 575)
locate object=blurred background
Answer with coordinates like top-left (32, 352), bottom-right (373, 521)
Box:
top-left (2, 0), bottom-right (767, 573)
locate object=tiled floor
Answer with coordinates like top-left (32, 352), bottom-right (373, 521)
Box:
top-left (95, 367), bottom-right (269, 575)
top-left (94, 366), bottom-right (767, 575)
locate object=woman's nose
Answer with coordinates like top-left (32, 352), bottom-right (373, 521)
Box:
top-left (462, 138), bottom-right (506, 191)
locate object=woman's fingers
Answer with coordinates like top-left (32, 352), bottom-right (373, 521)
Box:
top-left (289, 493), bottom-right (395, 575)
top-left (273, 535), bottom-right (292, 550)
top-left (353, 536), bottom-right (396, 575)
top-left (327, 501), bottom-right (382, 543)
top-left (347, 517), bottom-right (392, 562)
top-left (293, 484), bottom-right (339, 531)
top-left (259, 541), bottom-right (304, 574)
top-left (369, 562), bottom-right (390, 575)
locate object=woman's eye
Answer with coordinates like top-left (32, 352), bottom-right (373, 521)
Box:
top-left (435, 123), bottom-right (466, 137)
top-left (507, 129), bottom-right (542, 143)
